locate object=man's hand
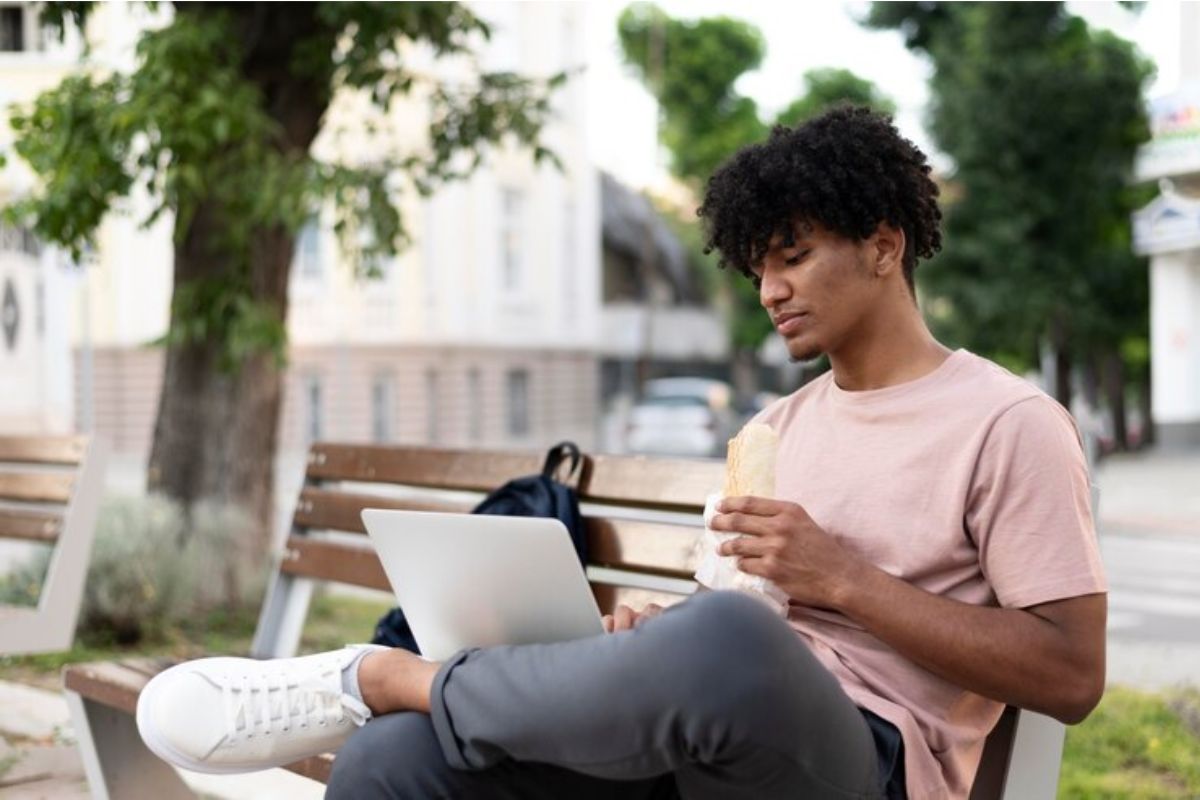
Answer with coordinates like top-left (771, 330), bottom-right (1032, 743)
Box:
top-left (710, 496), bottom-right (865, 608)
top-left (712, 497), bottom-right (1106, 724)
top-left (602, 603), bottom-right (665, 633)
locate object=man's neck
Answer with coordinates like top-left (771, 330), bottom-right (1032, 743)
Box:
top-left (828, 303), bottom-right (952, 392)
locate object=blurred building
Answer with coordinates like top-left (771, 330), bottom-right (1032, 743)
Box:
top-left (1131, 2), bottom-right (1200, 451)
top-left (1, 3), bottom-right (602, 462)
top-left (598, 173), bottom-right (727, 400)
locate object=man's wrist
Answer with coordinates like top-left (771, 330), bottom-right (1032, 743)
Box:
top-left (828, 556), bottom-right (883, 615)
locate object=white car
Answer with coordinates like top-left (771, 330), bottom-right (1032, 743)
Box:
top-left (625, 379), bottom-right (734, 458)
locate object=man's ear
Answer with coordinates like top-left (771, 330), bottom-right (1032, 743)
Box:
top-left (869, 223), bottom-right (906, 279)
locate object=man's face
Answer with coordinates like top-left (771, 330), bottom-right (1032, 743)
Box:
top-left (750, 221), bottom-right (881, 363)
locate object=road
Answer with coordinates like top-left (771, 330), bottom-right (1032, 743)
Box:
top-left (1102, 533), bottom-right (1200, 688)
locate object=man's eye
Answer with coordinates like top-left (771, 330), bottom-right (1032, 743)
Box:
top-left (750, 274), bottom-right (763, 290)
top-left (785, 250), bottom-right (809, 266)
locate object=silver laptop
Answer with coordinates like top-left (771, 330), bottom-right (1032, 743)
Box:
top-left (361, 508), bottom-right (605, 660)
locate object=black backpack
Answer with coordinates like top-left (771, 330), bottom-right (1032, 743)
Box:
top-left (370, 442), bottom-right (586, 653)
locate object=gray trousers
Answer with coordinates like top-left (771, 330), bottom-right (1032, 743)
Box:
top-left (327, 591), bottom-right (885, 799)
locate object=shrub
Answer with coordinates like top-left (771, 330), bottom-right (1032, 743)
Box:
top-left (0, 494), bottom-right (269, 645)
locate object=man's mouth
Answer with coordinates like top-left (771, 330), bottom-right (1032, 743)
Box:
top-left (773, 311), bottom-right (809, 336)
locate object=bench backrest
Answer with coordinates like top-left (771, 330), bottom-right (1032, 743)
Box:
top-left (0, 435), bottom-right (105, 655)
top-left (251, 443), bottom-right (722, 662)
top-left (249, 442), bottom-right (1051, 799)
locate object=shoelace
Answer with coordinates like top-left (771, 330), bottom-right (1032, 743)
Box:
top-left (222, 658), bottom-right (371, 742)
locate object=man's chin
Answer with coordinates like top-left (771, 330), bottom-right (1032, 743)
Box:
top-left (786, 342), bottom-right (825, 364)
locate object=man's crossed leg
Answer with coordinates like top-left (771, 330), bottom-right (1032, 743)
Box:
top-left (139, 592), bottom-right (892, 798)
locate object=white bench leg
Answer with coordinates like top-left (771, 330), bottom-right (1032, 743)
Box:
top-left (65, 689), bottom-right (194, 800)
top-left (1000, 710), bottom-right (1065, 800)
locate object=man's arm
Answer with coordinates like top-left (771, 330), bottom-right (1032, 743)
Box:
top-left (714, 496), bottom-right (1107, 724)
top-left (836, 565), bottom-right (1105, 724)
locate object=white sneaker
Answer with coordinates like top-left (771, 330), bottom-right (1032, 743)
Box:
top-left (136, 645), bottom-right (383, 774)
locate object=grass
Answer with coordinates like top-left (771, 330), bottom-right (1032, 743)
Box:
top-left (2, 597), bottom-right (1197, 799)
top-left (0, 592), bottom-right (392, 691)
top-left (1059, 686), bottom-right (1200, 799)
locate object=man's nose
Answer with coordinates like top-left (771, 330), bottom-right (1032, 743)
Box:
top-left (759, 268), bottom-right (789, 308)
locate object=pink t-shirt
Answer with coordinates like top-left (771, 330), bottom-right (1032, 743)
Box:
top-left (713, 349), bottom-right (1106, 799)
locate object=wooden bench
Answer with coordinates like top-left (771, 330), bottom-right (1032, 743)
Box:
top-left (62, 442), bottom-right (1066, 799)
top-left (0, 434), bottom-right (105, 655)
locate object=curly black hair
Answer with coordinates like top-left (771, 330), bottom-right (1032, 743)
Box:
top-left (697, 105), bottom-right (942, 292)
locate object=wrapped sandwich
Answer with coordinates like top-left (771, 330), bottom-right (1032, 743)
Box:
top-left (694, 423), bottom-right (790, 613)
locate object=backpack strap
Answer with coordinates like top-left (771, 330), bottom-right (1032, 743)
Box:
top-left (542, 441), bottom-right (582, 483)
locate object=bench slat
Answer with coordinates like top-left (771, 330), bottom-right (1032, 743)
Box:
top-left (293, 488), bottom-right (701, 579)
top-left (284, 753), bottom-right (335, 784)
top-left (305, 444), bottom-right (723, 511)
top-left (0, 472), bottom-right (74, 504)
top-left (583, 454), bottom-right (721, 510)
top-left (293, 487), bottom-right (470, 533)
top-left (280, 537), bottom-right (391, 592)
top-left (306, 445), bottom-right (544, 495)
top-left (0, 508), bottom-right (63, 542)
top-left (0, 436), bottom-right (87, 466)
top-left (64, 661), bottom-right (156, 715)
top-left (279, 518), bottom-right (700, 593)
top-left (586, 518), bottom-right (699, 579)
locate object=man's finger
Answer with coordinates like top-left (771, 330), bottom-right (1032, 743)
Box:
top-left (720, 535), bottom-right (771, 558)
top-left (709, 511), bottom-right (771, 537)
top-left (718, 495), bottom-right (788, 516)
top-left (614, 604), bottom-right (637, 632)
top-left (633, 603), bottom-right (665, 628)
top-left (602, 615), bottom-right (614, 633)
top-left (736, 555), bottom-right (768, 577)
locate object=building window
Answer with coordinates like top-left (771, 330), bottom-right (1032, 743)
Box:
top-left (467, 368), bottom-right (482, 442)
top-left (294, 218), bottom-right (322, 279)
top-left (0, 6), bottom-right (25, 52)
top-left (426, 367), bottom-right (439, 444)
top-left (305, 375), bottom-right (322, 443)
top-left (371, 373), bottom-right (394, 443)
top-left (500, 188), bottom-right (524, 291)
top-left (506, 369), bottom-right (530, 438)
top-left (0, 223), bottom-right (40, 257)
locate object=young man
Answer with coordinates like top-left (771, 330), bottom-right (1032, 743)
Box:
top-left (136, 106), bottom-right (1106, 799)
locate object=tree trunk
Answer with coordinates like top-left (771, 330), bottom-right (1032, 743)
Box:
top-left (1048, 315), bottom-right (1073, 409)
top-left (146, 4), bottom-right (329, 545)
top-left (1138, 365), bottom-right (1154, 448)
top-left (1101, 350), bottom-right (1128, 452)
top-left (147, 205), bottom-right (295, 550)
top-left (1081, 355), bottom-right (1100, 410)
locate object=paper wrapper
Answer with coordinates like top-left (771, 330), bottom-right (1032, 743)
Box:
top-left (694, 423), bottom-right (789, 614)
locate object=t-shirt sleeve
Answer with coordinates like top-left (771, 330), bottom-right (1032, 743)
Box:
top-left (965, 395), bottom-right (1107, 608)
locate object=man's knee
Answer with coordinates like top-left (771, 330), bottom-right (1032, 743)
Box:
top-left (668, 591), bottom-right (795, 662)
top-left (660, 592), bottom-right (807, 702)
top-left (326, 711), bottom-right (453, 799)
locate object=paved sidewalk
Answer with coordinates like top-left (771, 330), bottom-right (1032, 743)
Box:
top-left (1094, 449), bottom-right (1200, 537)
top-left (0, 680), bottom-right (323, 799)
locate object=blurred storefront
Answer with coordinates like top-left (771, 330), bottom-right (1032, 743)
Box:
top-left (1132, 4), bottom-right (1200, 450)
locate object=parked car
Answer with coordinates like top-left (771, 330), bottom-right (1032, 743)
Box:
top-left (626, 378), bottom-right (734, 458)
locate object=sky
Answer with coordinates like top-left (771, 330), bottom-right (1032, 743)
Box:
top-left (582, 0), bottom-right (1186, 190)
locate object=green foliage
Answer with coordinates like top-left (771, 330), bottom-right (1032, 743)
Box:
top-left (775, 68), bottom-right (896, 128)
top-left (617, 3), bottom-right (767, 185)
top-left (868, 3), bottom-right (1153, 376)
top-left (0, 495), bottom-right (269, 646)
top-left (617, 4), bottom-right (894, 354)
top-left (3, 2), bottom-right (562, 363)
